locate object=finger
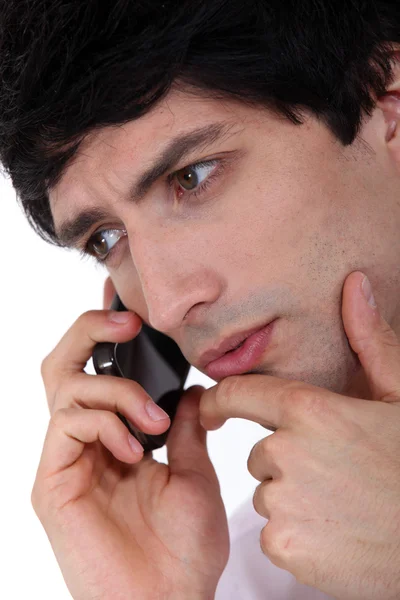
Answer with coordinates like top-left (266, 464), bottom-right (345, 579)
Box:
top-left (41, 309), bottom-right (143, 387)
top-left (103, 276), bottom-right (116, 310)
top-left (166, 386), bottom-right (221, 489)
top-left (51, 372), bottom-right (171, 435)
top-left (342, 271), bottom-right (400, 402)
top-left (37, 407), bottom-right (144, 480)
top-left (199, 374), bottom-right (309, 431)
top-left (247, 434), bottom-right (283, 482)
top-left (252, 479), bottom-right (279, 520)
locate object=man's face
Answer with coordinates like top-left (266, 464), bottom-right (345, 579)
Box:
top-left (50, 85), bottom-right (400, 395)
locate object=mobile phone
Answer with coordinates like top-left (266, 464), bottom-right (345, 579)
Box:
top-left (92, 293), bottom-right (191, 453)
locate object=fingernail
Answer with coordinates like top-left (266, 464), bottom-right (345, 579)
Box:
top-left (362, 275), bottom-right (377, 308)
top-left (109, 311), bottom-right (131, 323)
top-left (128, 433), bottom-right (143, 454)
top-left (145, 400), bottom-right (170, 421)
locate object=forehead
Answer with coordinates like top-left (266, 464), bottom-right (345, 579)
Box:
top-left (49, 87), bottom-right (259, 215)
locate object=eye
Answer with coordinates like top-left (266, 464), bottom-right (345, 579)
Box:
top-left (81, 158), bottom-right (223, 266)
top-left (170, 160), bottom-right (219, 198)
top-left (175, 161), bottom-right (216, 190)
top-left (81, 228), bottom-right (127, 265)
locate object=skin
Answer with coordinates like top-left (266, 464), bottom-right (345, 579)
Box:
top-left (50, 58), bottom-right (400, 403)
top-left (199, 271), bottom-right (400, 598)
top-left (35, 49), bottom-right (400, 599)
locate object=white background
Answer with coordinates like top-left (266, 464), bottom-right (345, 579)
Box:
top-left (0, 172), bottom-right (269, 598)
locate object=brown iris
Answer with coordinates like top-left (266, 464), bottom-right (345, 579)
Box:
top-left (176, 166), bottom-right (199, 191)
top-left (92, 232), bottom-right (108, 257)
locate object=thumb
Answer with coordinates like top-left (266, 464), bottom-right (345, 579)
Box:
top-left (166, 385), bottom-right (220, 486)
top-left (342, 270), bottom-right (400, 402)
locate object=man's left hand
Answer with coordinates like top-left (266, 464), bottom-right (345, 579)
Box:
top-left (199, 271), bottom-right (400, 600)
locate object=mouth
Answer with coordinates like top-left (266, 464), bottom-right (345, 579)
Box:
top-left (202, 319), bottom-right (277, 380)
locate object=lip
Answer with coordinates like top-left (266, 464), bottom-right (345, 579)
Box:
top-left (202, 319), bottom-right (277, 380)
top-left (197, 320), bottom-right (275, 368)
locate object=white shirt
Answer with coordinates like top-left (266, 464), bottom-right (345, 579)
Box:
top-left (215, 495), bottom-right (335, 600)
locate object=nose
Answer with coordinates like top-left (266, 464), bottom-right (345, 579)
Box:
top-left (130, 232), bottom-right (221, 333)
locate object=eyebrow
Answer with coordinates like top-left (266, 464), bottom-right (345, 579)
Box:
top-left (54, 121), bottom-right (237, 248)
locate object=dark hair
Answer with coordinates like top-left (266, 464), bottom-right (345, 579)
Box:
top-left (0, 0), bottom-right (399, 247)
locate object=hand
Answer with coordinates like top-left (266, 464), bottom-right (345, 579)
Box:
top-left (31, 277), bottom-right (229, 600)
top-left (199, 271), bottom-right (400, 600)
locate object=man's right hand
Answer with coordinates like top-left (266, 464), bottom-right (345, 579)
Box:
top-left (31, 279), bottom-right (229, 600)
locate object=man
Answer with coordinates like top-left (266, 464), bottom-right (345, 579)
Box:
top-left (2, 0), bottom-right (400, 598)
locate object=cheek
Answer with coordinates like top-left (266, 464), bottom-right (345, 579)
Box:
top-left (216, 169), bottom-right (360, 311)
top-left (111, 265), bottom-right (149, 319)
top-left (215, 178), bottom-right (314, 270)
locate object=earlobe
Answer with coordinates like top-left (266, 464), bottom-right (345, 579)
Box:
top-left (385, 120), bottom-right (397, 143)
top-left (376, 94), bottom-right (400, 151)
top-left (376, 50), bottom-right (400, 146)
top-left (378, 92), bottom-right (400, 123)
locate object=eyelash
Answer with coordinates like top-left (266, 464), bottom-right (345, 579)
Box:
top-left (78, 158), bottom-right (223, 267)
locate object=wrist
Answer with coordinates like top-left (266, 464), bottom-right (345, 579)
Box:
top-left (156, 572), bottom-right (218, 600)
top-left (164, 585), bottom-right (215, 600)
top-left (166, 594), bottom-right (214, 600)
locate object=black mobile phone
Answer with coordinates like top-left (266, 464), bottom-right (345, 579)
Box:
top-left (92, 294), bottom-right (191, 453)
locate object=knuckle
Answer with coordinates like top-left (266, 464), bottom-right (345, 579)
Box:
top-left (252, 480), bottom-right (271, 516)
top-left (82, 308), bottom-right (102, 321)
top-left (284, 382), bottom-right (309, 405)
top-left (381, 388), bottom-right (400, 403)
top-left (50, 407), bottom-right (70, 429)
top-left (99, 409), bottom-right (115, 428)
top-left (49, 383), bottom-right (65, 415)
top-left (252, 482), bottom-right (263, 514)
top-left (40, 353), bottom-right (54, 381)
top-left (252, 483), bottom-right (260, 507)
top-left (85, 375), bottom-right (146, 409)
top-left (31, 467), bottom-right (51, 520)
top-left (74, 309), bottom-right (100, 329)
top-left (91, 407), bottom-right (116, 431)
top-left (263, 431), bottom-right (285, 459)
top-left (300, 390), bottom-right (330, 421)
top-left (40, 352), bottom-right (63, 401)
top-left (31, 478), bottom-right (56, 524)
top-left (283, 383), bottom-right (322, 418)
top-left (30, 484), bottom-right (39, 512)
top-left (247, 437), bottom-right (269, 473)
top-left (260, 523), bottom-right (291, 568)
top-left (54, 374), bottom-right (147, 421)
top-left (348, 331), bottom-right (370, 354)
top-left (30, 482), bottom-right (44, 518)
top-left (260, 523), bottom-right (276, 558)
top-left (247, 432), bottom-right (287, 478)
top-left (119, 377), bottom-right (148, 401)
top-left (382, 327), bottom-right (400, 348)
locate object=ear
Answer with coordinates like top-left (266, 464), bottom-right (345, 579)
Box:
top-left (103, 276), bottom-right (116, 309)
top-left (376, 50), bottom-right (400, 147)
